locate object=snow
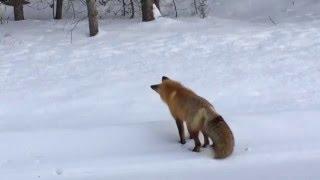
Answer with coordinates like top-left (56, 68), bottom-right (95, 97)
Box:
top-left (1, 3), bottom-right (320, 180)
top-left (153, 4), bottom-right (162, 19)
top-left (211, 0), bottom-right (320, 22)
top-left (0, 4), bottom-right (4, 17)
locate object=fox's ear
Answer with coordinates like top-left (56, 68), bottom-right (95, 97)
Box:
top-left (162, 76), bottom-right (169, 81)
top-left (150, 84), bottom-right (160, 93)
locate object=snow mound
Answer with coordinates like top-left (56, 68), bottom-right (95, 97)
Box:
top-left (153, 4), bottom-right (162, 19)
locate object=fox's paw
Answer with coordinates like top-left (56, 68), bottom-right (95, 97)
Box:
top-left (202, 144), bottom-right (209, 148)
top-left (192, 146), bottom-right (201, 152)
top-left (202, 141), bottom-right (210, 148)
top-left (180, 139), bottom-right (186, 144)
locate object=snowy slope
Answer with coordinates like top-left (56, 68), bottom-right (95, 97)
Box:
top-left (1, 14), bottom-right (320, 180)
top-left (211, 0), bottom-right (320, 21)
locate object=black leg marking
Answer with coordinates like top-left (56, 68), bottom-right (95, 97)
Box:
top-left (190, 131), bottom-right (201, 152)
top-left (202, 131), bottom-right (210, 147)
top-left (175, 119), bottom-right (186, 144)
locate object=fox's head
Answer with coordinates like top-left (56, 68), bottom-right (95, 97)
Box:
top-left (150, 76), bottom-right (169, 92)
top-left (151, 76), bottom-right (179, 103)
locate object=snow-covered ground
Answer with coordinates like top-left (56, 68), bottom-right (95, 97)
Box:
top-left (1, 8), bottom-right (320, 180)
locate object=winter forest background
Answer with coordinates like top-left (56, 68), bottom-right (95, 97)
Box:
top-left (1, 1), bottom-right (320, 32)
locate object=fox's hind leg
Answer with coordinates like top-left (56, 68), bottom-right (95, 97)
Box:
top-left (175, 119), bottom-right (186, 144)
top-left (202, 130), bottom-right (210, 147)
top-left (189, 130), bottom-right (201, 152)
top-left (187, 125), bottom-right (201, 152)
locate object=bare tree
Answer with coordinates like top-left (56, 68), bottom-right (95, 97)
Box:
top-left (193, 0), bottom-right (198, 15)
top-left (141, 0), bottom-right (154, 21)
top-left (0, 2), bottom-right (6, 23)
top-left (122, 0), bottom-right (126, 16)
top-left (172, 0), bottom-right (177, 18)
top-left (13, 0), bottom-right (25, 20)
top-left (86, 0), bottom-right (99, 36)
top-left (0, 0), bottom-right (29, 21)
top-left (129, 0), bottom-right (134, 18)
top-left (198, 0), bottom-right (208, 18)
top-left (55, 0), bottom-right (63, 19)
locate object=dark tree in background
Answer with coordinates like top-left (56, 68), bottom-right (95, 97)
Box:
top-left (129, 0), bottom-right (134, 18)
top-left (55, 0), bottom-right (63, 19)
top-left (154, 0), bottom-right (160, 11)
top-left (86, 0), bottom-right (99, 36)
top-left (0, 0), bottom-right (29, 21)
top-left (172, 0), bottom-right (177, 18)
top-left (193, 0), bottom-right (198, 15)
top-left (122, 0), bottom-right (125, 16)
top-left (199, 0), bottom-right (208, 18)
top-left (141, 0), bottom-right (154, 22)
top-left (13, 0), bottom-right (24, 20)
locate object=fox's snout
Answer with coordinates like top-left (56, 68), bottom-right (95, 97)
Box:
top-left (150, 84), bottom-right (159, 91)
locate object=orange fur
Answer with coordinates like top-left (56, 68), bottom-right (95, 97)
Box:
top-left (151, 77), bottom-right (234, 159)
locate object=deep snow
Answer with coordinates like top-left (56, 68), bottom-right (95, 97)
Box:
top-left (1, 8), bottom-right (320, 180)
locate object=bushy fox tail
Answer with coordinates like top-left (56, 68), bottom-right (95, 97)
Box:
top-left (206, 116), bottom-right (234, 159)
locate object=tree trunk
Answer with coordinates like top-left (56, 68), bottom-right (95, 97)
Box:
top-left (122, 0), bottom-right (126, 16)
top-left (141, 0), bottom-right (154, 22)
top-left (14, 0), bottom-right (24, 21)
top-left (154, 0), bottom-right (160, 11)
top-left (193, 0), bottom-right (198, 14)
top-left (55, 0), bottom-right (63, 19)
top-left (130, 0), bottom-right (134, 18)
top-left (172, 0), bottom-right (177, 18)
top-left (52, 0), bottom-right (55, 18)
top-left (86, 0), bottom-right (99, 37)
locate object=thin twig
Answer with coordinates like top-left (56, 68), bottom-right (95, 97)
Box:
top-left (71, 1), bottom-right (76, 19)
top-left (173, 0), bottom-right (178, 18)
top-left (268, 16), bottom-right (277, 25)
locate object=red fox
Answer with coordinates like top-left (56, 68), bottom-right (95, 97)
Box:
top-left (151, 76), bottom-right (234, 159)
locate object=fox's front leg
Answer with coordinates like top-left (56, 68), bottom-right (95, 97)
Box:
top-left (175, 119), bottom-right (186, 144)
